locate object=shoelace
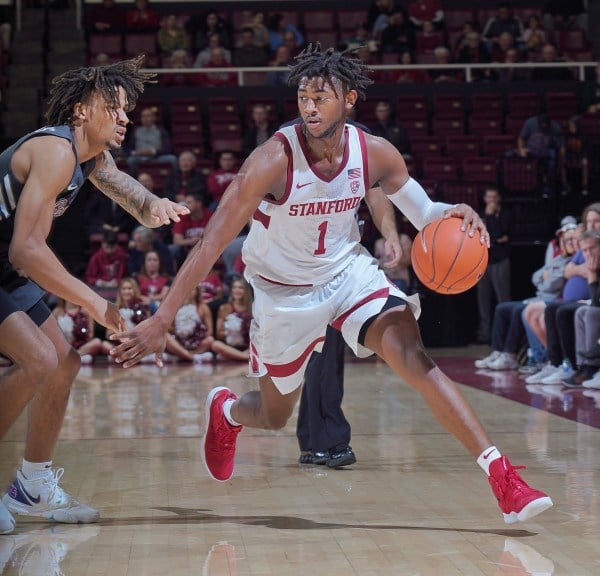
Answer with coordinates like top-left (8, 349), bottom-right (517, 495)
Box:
top-left (504, 464), bottom-right (530, 492)
top-left (42, 468), bottom-right (67, 505)
top-left (212, 406), bottom-right (239, 454)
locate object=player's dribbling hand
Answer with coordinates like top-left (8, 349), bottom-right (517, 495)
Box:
top-left (148, 198), bottom-right (190, 226)
top-left (109, 316), bottom-right (167, 368)
top-left (443, 203), bottom-right (490, 247)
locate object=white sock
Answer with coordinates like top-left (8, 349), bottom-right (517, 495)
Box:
top-left (222, 399), bottom-right (241, 427)
top-left (477, 446), bottom-right (502, 476)
top-left (21, 459), bottom-right (53, 481)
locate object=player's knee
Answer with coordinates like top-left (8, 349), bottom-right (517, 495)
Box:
top-left (22, 345), bottom-right (59, 380)
top-left (62, 348), bottom-right (81, 377)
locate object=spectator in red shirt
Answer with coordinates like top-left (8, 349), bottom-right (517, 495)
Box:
top-left (85, 230), bottom-right (128, 288)
top-left (171, 192), bottom-right (214, 265)
top-left (86, 0), bottom-right (125, 35)
top-left (125, 0), bottom-right (159, 32)
top-left (136, 249), bottom-right (171, 313)
top-left (408, 0), bottom-right (445, 30)
top-left (199, 46), bottom-right (237, 87)
top-left (207, 150), bottom-right (239, 209)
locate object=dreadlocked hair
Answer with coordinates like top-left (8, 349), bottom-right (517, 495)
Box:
top-left (44, 55), bottom-right (156, 126)
top-left (287, 43), bottom-right (373, 101)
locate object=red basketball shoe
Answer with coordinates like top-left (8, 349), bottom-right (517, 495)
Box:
top-left (488, 456), bottom-right (553, 524)
top-left (203, 387), bottom-right (242, 482)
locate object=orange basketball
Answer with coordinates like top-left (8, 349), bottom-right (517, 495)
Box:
top-left (411, 217), bottom-right (488, 295)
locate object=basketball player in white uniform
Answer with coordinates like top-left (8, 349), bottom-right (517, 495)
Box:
top-left (112, 45), bottom-right (553, 524)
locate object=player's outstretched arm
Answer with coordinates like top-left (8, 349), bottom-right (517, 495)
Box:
top-left (89, 151), bottom-right (190, 227)
top-left (110, 138), bottom-right (288, 367)
top-left (9, 140), bottom-right (126, 332)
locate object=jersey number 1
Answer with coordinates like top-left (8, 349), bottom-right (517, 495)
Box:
top-left (314, 221), bottom-right (328, 255)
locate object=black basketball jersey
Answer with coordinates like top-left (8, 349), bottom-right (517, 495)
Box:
top-left (0, 125), bottom-right (96, 252)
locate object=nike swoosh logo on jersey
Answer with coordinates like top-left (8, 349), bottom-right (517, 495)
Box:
top-left (296, 182), bottom-right (313, 189)
top-left (67, 183), bottom-right (78, 191)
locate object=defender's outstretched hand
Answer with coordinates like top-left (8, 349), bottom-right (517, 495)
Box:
top-left (443, 204), bottom-right (490, 247)
top-left (148, 198), bottom-right (190, 226)
top-left (109, 316), bottom-right (168, 368)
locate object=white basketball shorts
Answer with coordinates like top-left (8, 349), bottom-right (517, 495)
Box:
top-left (247, 247), bottom-right (421, 394)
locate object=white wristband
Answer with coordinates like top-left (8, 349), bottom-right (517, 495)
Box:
top-left (387, 177), bottom-right (455, 231)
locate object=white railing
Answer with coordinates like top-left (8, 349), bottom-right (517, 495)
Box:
top-left (143, 61), bottom-right (597, 86)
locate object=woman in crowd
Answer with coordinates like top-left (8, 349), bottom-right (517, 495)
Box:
top-left (172, 285), bottom-right (215, 362)
top-left (211, 277), bottom-right (253, 362)
top-left (136, 250), bottom-right (171, 313)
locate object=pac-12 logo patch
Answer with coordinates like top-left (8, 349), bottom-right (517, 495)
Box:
top-left (350, 180), bottom-right (360, 194)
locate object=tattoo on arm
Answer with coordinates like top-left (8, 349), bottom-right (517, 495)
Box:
top-left (92, 152), bottom-right (156, 223)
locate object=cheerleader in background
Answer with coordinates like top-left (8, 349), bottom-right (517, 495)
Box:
top-left (53, 298), bottom-right (109, 364)
top-left (211, 277), bottom-right (252, 362)
top-left (105, 278), bottom-right (197, 363)
top-left (172, 285), bottom-right (215, 363)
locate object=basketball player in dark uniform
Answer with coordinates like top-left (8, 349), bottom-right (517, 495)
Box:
top-left (0, 57), bottom-right (188, 535)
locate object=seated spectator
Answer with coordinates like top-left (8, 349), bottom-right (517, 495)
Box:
top-left (408, 0), bottom-right (444, 30)
top-left (172, 285), bottom-right (215, 361)
top-left (126, 107), bottom-right (177, 175)
top-left (157, 13), bottom-right (189, 56)
top-left (187, 9), bottom-right (230, 54)
top-left (522, 14), bottom-right (546, 58)
top-left (428, 46), bottom-right (462, 83)
top-left (211, 277), bottom-right (253, 362)
top-left (545, 215), bottom-right (578, 264)
top-left (266, 13), bottom-right (304, 54)
top-left (517, 113), bottom-right (563, 196)
top-left (474, 226), bottom-right (575, 371)
top-left (194, 32), bottom-right (232, 68)
top-left (243, 103), bottom-right (277, 157)
top-left (85, 230), bottom-right (128, 289)
top-left (496, 47), bottom-right (530, 82)
top-left (560, 115), bottom-right (589, 196)
top-left (235, 10), bottom-right (269, 49)
top-left (543, 0), bottom-right (588, 32)
top-left (457, 31), bottom-right (493, 82)
top-left (482, 2), bottom-right (524, 50)
top-left (200, 266), bottom-right (225, 305)
top-left (524, 204), bottom-right (600, 384)
top-left (489, 31), bottom-right (516, 63)
top-left (86, 0), bottom-right (124, 35)
top-left (171, 192), bottom-right (214, 265)
top-left (368, 100), bottom-right (411, 155)
top-left (454, 21), bottom-right (477, 55)
top-left (159, 49), bottom-right (203, 87)
top-left (128, 225), bottom-right (175, 276)
top-left (125, 0), bottom-right (159, 33)
top-left (282, 29), bottom-right (303, 59)
top-left (207, 150), bottom-right (239, 208)
top-left (568, 230), bottom-right (600, 386)
top-left (136, 249), bottom-right (171, 313)
top-left (530, 43), bottom-right (573, 81)
top-left (343, 23), bottom-right (376, 53)
top-left (367, 0), bottom-right (395, 40)
top-left (53, 299), bottom-right (109, 365)
top-left (380, 9), bottom-right (415, 54)
top-left (198, 46), bottom-right (237, 87)
top-left (233, 26), bottom-right (268, 67)
top-left (390, 50), bottom-right (429, 83)
top-left (163, 151), bottom-right (210, 205)
top-left (83, 183), bottom-right (136, 237)
top-left (266, 45), bottom-right (292, 86)
top-left (582, 62), bottom-right (600, 114)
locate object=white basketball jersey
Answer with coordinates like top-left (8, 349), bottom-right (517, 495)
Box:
top-left (242, 123), bottom-right (370, 286)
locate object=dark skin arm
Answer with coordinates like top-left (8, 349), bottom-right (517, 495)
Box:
top-left (110, 137), bottom-right (289, 366)
top-left (89, 151), bottom-right (190, 228)
top-left (9, 136), bottom-right (124, 332)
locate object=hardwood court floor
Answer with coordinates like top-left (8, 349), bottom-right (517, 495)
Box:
top-left (1, 353), bottom-right (600, 575)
